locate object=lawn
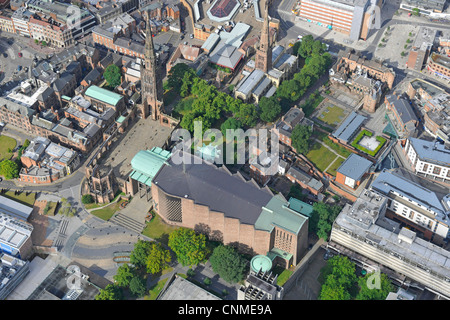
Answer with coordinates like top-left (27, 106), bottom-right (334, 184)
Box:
top-left (91, 199), bottom-right (127, 221)
top-left (141, 212), bottom-right (179, 245)
top-left (43, 201), bottom-right (58, 216)
top-left (144, 278), bottom-right (168, 300)
top-left (306, 142), bottom-right (338, 172)
top-left (0, 135), bottom-right (17, 161)
top-left (326, 157), bottom-right (345, 177)
top-left (318, 105), bottom-right (346, 126)
top-left (2, 191), bottom-right (36, 207)
top-left (272, 266), bottom-right (293, 287)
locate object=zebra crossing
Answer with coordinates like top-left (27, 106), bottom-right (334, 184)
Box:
top-left (54, 218), bottom-right (70, 250)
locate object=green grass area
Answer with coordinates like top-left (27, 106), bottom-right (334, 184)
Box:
top-left (84, 192), bottom-right (126, 210)
top-left (0, 135), bottom-right (17, 161)
top-left (91, 199), bottom-right (127, 221)
top-left (272, 266), bottom-right (293, 287)
top-left (306, 142), bottom-right (338, 172)
top-left (321, 136), bottom-right (351, 158)
top-left (326, 157), bottom-right (345, 177)
top-left (141, 212), bottom-right (180, 245)
top-left (351, 130), bottom-right (387, 157)
top-left (318, 105), bottom-right (346, 126)
top-left (2, 191), bottom-right (36, 207)
top-left (43, 201), bottom-right (57, 216)
top-left (144, 278), bottom-right (168, 300)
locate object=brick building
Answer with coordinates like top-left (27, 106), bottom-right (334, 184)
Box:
top-left (151, 150), bottom-right (310, 268)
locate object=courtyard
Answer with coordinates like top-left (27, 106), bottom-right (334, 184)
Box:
top-left (317, 104), bottom-right (347, 127)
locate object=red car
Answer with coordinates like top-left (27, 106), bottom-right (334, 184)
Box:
top-left (18, 52), bottom-right (22, 57)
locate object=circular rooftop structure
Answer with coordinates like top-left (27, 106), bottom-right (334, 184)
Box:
top-left (250, 255), bottom-right (272, 273)
top-left (207, 0), bottom-right (241, 22)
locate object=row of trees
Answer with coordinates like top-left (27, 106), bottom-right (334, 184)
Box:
top-left (319, 255), bottom-right (394, 300)
top-left (96, 227), bottom-right (249, 299)
top-left (168, 64), bottom-right (259, 134)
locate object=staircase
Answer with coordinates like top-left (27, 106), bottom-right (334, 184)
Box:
top-left (109, 213), bottom-right (146, 234)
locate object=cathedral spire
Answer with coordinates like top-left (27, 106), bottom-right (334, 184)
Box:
top-left (255, 0), bottom-right (272, 73)
top-left (144, 12), bottom-right (156, 62)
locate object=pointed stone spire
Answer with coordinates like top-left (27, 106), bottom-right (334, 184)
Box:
top-left (255, 0), bottom-right (272, 73)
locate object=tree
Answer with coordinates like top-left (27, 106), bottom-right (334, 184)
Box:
top-left (146, 242), bottom-right (171, 274)
top-left (130, 240), bottom-right (154, 268)
top-left (220, 118), bottom-right (242, 136)
top-left (103, 64), bottom-right (122, 88)
top-left (234, 103), bottom-right (258, 127)
top-left (412, 7), bottom-right (420, 16)
top-left (168, 228), bottom-right (208, 266)
top-left (129, 275), bottom-right (147, 297)
top-left (290, 124), bottom-right (312, 155)
top-left (356, 272), bottom-right (394, 300)
top-left (95, 284), bottom-right (123, 300)
top-left (81, 194), bottom-right (94, 204)
top-left (0, 160), bottom-right (19, 179)
top-left (259, 96), bottom-right (282, 123)
top-left (319, 255), bottom-right (357, 300)
top-left (113, 263), bottom-right (135, 287)
top-left (310, 202), bottom-right (342, 240)
top-left (168, 63), bottom-right (193, 93)
top-left (209, 245), bottom-right (247, 283)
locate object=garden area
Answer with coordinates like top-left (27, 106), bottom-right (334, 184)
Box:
top-left (317, 104), bottom-right (346, 127)
top-left (89, 198), bottom-right (129, 221)
top-left (351, 130), bottom-right (387, 157)
top-left (1, 190), bottom-right (36, 207)
top-left (0, 135), bottom-right (17, 161)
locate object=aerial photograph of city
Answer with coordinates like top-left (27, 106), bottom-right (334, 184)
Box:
top-left (0, 0), bottom-right (448, 307)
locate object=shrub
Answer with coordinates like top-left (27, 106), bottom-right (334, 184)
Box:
top-left (81, 194), bottom-right (94, 204)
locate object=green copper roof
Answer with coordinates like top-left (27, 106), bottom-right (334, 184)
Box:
top-left (61, 95), bottom-right (72, 101)
top-left (117, 115), bottom-right (126, 123)
top-left (255, 194), bottom-right (308, 235)
top-left (288, 197), bottom-right (313, 218)
top-left (85, 85), bottom-right (123, 106)
top-left (130, 147), bottom-right (171, 186)
top-left (267, 248), bottom-right (293, 262)
top-left (250, 255), bottom-right (272, 273)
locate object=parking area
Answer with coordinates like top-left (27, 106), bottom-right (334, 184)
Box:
top-left (283, 247), bottom-right (327, 300)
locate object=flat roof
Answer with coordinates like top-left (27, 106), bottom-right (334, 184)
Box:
top-left (0, 195), bottom-right (33, 221)
top-left (409, 138), bottom-right (450, 167)
top-left (158, 276), bottom-right (221, 300)
top-left (332, 111), bottom-right (367, 143)
top-left (337, 153), bottom-right (372, 181)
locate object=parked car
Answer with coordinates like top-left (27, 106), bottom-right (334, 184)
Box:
top-left (17, 65), bottom-right (22, 71)
top-left (18, 52), bottom-right (22, 57)
top-left (2, 53), bottom-right (7, 58)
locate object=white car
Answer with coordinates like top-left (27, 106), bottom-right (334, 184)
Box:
top-left (0, 122), bottom-right (5, 127)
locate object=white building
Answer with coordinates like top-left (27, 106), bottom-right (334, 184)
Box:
top-left (328, 189), bottom-right (450, 299)
top-left (404, 138), bottom-right (450, 184)
top-left (371, 169), bottom-right (450, 242)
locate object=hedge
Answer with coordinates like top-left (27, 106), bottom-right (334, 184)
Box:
top-left (351, 131), bottom-right (386, 157)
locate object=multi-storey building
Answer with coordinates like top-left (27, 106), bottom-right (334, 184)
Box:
top-left (384, 94), bottom-right (419, 139)
top-left (298, 0), bottom-right (383, 41)
top-left (0, 254), bottom-right (30, 300)
top-left (328, 189), bottom-right (450, 299)
top-left (371, 168), bottom-right (450, 243)
top-left (0, 9), bottom-right (15, 33)
top-left (407, 79), bottom-right (450, 143)
top-left (427, 52), bottom-right (450, 80)
top-left (0, 211), bottom-right (33, 259)
top-left (403, 137), bottom-right (450, 184)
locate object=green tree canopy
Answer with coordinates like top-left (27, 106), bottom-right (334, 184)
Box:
top-left (319, 255), bottom-right (357, 300)
top-left (129, 275), bottom-right (147, 298)
top-left (290, 124), bottom-right (312, 155)
top-left (168, 228), bottom-right (208, 267)
top-left (259, 96), bottom-right (282, 123)
top-left (356, 272), bottom-right (394, 300)
top-left (103, 64), bottom-right (122, 88)
top-left (0, 159), bottom-right (19, 179)
top-left (167, 63), bottom-right (191, 92)
top-left (113, 263), bottom-right (135, 287)
top-left (310, 202), bottom-right (342, 240)
top-left (146, 242), bottom-right (172, 274)
top-left (220, 118), bottom-right (242, 136)
top-left (95, 284), bottom-right (123, 300)
top-left (130, 239), bottom-right (154, 268)
top-left (81, 194), bottom-right (94, 204)
top-left (209, 245), bottom-right (248, 283)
